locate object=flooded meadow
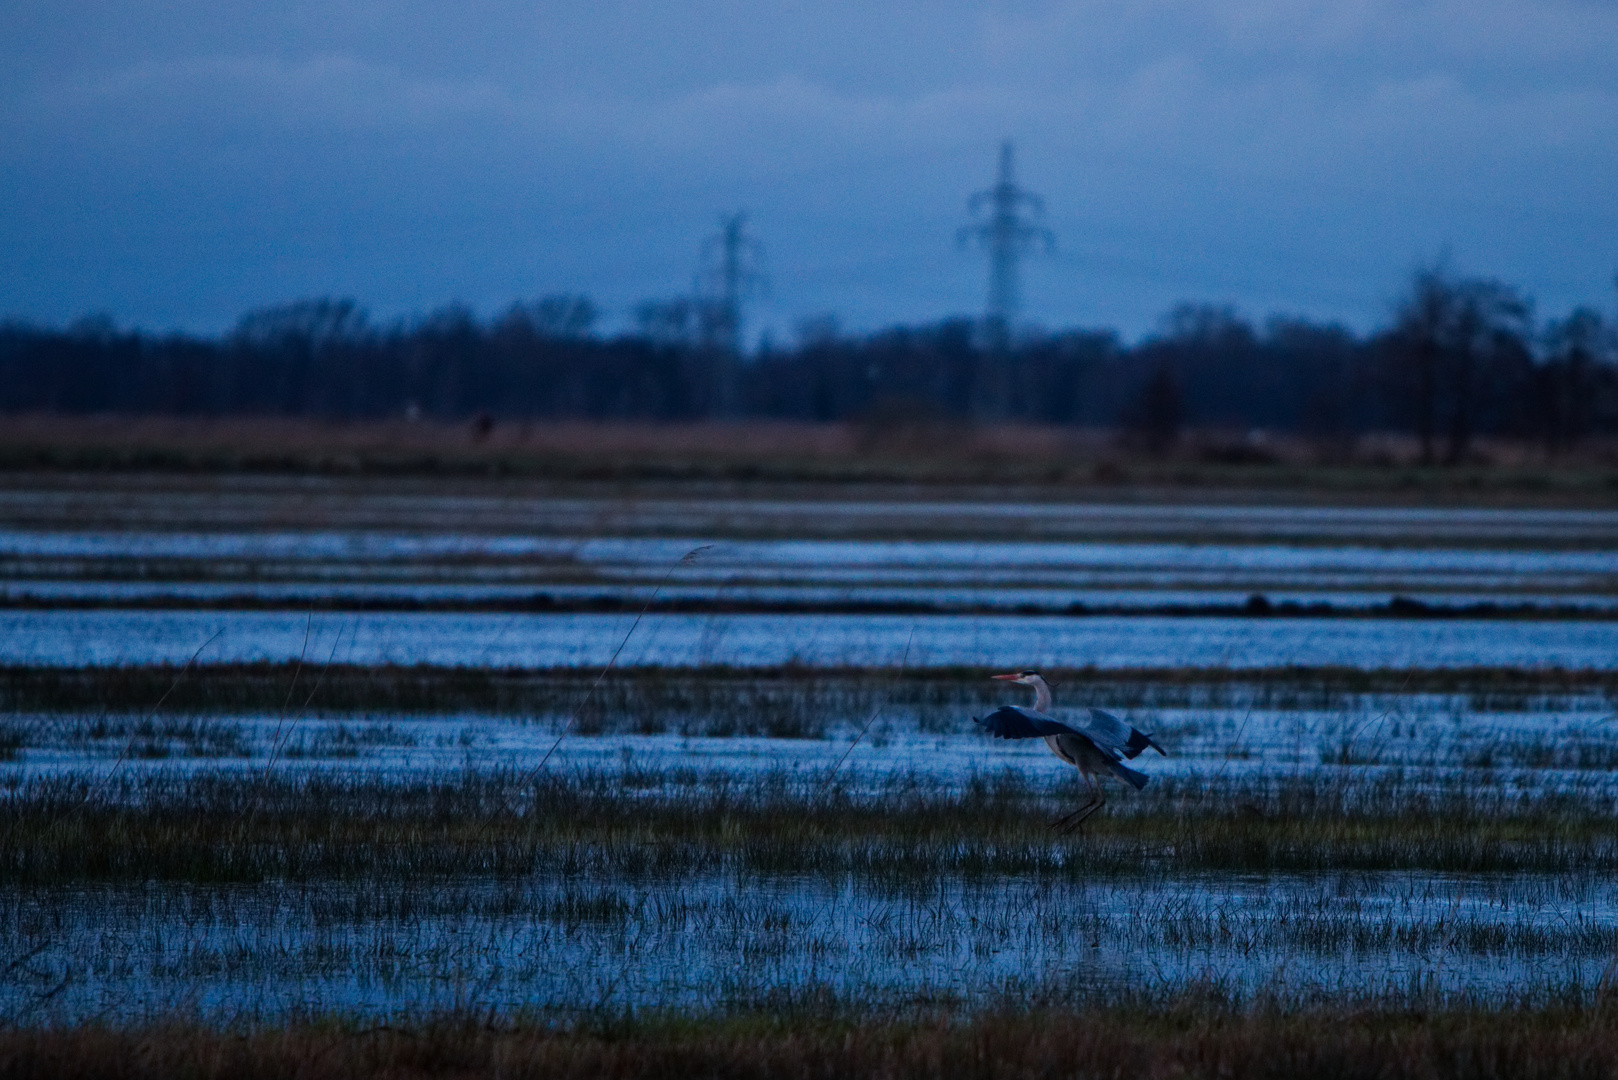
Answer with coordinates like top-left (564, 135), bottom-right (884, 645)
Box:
top-left (5, 668), bottom-right (1618, 1025)
top-left (3, 481), bottom-right (1618, 1033)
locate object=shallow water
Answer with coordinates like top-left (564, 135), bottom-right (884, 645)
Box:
top-left (5, 530), bottom-right (1615, 611)
top-left (5, 609), bottom-right (1618, 670)
top-left (7, 684), bottom-right (1615, 790)
top-left (5, 871), bottom-right (1615, 1023)
top-left (7, 494), bottom-right (1617, 1023)
top-left (7, 685), bottom-right (1618, 1022)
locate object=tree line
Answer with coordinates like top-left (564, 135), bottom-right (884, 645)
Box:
top-left (2, 269), bottom-right (1614, 459)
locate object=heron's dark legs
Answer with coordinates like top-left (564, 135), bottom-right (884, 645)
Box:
top-left (1053, 792), bottom-right (1104, 834)
top-left (1050, 772), bottom-right (1104, 833)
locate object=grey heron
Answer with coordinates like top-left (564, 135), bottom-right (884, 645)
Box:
top-left (975, 670), bottom-right (1165, 832)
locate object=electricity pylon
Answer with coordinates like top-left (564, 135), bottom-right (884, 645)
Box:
top-left (959, 142), bottom-right (1053, 353)
top-left (697, 212), bottom-right (766, 357)
top-left (692, 212), bottom-right (766, 416)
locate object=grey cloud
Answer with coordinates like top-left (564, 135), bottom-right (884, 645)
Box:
top-left (2, 0), bottom-right (1615, 335)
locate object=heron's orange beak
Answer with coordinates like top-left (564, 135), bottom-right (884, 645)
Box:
top-left (991, 673), bottom-right (1021, 681)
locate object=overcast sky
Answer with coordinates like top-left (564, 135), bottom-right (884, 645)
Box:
top-left (3, 0), bottom-right (1616, 341)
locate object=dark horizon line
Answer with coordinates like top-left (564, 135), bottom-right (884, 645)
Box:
top-left (9, 273), bottom-right (1614, 348)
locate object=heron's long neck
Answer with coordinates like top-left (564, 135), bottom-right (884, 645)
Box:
top-left (1030, 679), bottom-right (1052, 713)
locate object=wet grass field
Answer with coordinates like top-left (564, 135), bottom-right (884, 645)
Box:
top-left (6, 772), bottom-right (1618, 1027)
top-left (4, 475), bottom-right (1618, 1076)
top-left (4, 667), bottom-right (1618, 1035)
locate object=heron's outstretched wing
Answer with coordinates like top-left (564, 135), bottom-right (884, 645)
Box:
top-left (1074, 708), bottom-right (1168, 759)
top-left (974, 705), bottom-right (1082, 740)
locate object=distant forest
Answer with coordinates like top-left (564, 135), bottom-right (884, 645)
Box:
top-left (4, 269), bottom-right (1615, 462)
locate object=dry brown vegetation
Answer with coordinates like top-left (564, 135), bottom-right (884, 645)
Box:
top-left (1, 414), bottom-right (1616, 498)
top-left (7, 1003), bottom-right (1618, 1080)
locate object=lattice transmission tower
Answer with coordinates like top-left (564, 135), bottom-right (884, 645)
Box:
top-left (697, 211), bottom-right (766, 357)
top-left (959, 142), bottom-right (1053, 352)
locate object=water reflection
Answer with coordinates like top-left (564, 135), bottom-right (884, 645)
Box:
top-left (4, 610), bottom-right (1617, 669)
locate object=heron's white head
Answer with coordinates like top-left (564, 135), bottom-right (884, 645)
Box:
top-left (993, 669), bottom-right (1051, 709)
top-left (991, 670), bottom-right (1045, 687)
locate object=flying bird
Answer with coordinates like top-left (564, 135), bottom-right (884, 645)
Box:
top-left (975, 670), bottom-right (1165, 832)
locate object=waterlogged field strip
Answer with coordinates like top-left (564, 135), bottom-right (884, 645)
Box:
top-left (5, 665), bottom-right (1617, 781)
top-left (7, 482), bottom-right (1618, 543)
top-left (10, 610), bottom-right (1618, 668)
top-left (6, 865), bottom-right (1618, 1020)
top-left (8, 698), bottom-right (1618, 786)
top-left (5, 771), bottom-right (1618, 1020)
top-left (6, 531), bottom-right (1617, 612)
top-left (7, 768), bottom-right (1618, 882)
top-left (25, 582), bottom-right (1618, 616)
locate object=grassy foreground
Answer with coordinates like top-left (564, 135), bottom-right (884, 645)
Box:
top-left (7, 1001), bottom-right (1618, 1079)
top-left (6, 768), bottom-right (1618, 883)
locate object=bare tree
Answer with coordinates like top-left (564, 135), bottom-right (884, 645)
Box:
top-left (634, 299), bottom-right (696, 346)
top-left (1539, 308), bottom-right (1613, 455)
top-left (1443, 279), bottom-right (1530, 463)
top-left (1384, 268), bottom-right (1530, 464)
top-left (501, 295), bottom-right (597, 339)
top-left (1385, 269), bottom-right (1451, 465)
top-left (1127, 362), bottom-right (1185, 455)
